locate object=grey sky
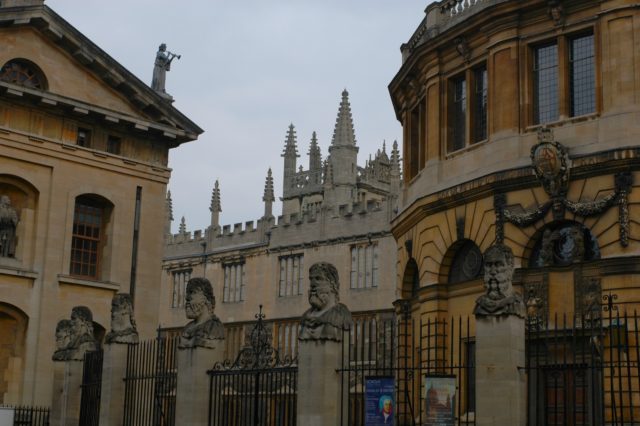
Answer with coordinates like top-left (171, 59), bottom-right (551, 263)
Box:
top-left (47, 0), bottom-right (429, 232)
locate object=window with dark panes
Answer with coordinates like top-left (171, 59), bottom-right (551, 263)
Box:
top-left (472, 66), bottom-right (487, 143)
top-left (534, 43), bottom-right (559, 124)
top-left (77, 128), bottom-right (91, 148)
top-left (449, 76), bottom-right (467, 152)
top-left (70, 197), bottom-right (104, 279)
top-left (570, 34), bottom-right (595, 117)
top-left (106, 135), bottom-right (121, 155)
top-left (409, 105), bottom-right (420, 178)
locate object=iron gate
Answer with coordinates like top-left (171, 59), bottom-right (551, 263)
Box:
top-left (208, 306), bottom-right (297, 426)
top-left (78, 349), bottom-right (103, 426)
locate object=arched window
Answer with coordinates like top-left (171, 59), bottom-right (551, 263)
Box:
top-left (0, 59), bottom-right (48, 90)
top-left (401, 259), bottom-right (420, 299)
top-left (528, 221), bottom-right (600, 267)
top-left (447, 240), bottom-right (483, 284)
top-left (70, 194), bottom-right (113, 279)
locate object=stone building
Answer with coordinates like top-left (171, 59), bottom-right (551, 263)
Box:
top-left (0, 0), bottom-right (201, 405)
top-left (389, 0), bottom-right (640, 419)
top-left (162, 90), bottom-right (401, 358)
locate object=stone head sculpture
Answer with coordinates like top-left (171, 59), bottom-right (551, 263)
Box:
top-left (52, 319), bottom-right (74, 360)
top-left (105, 293), bottom-right (139, 344)
top-left (53, 306), bottom-right (98, 361)
top-left (299, 262), bottom-right (353, 342)
top-left (71, 305), bottom-right (94, 337)
top-left (179, 277), bottom-right (224, 349)
top-left (474, 244), bottom-right (525, 318)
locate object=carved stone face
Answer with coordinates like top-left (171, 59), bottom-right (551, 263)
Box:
top-left (55, 322), bottom-right (73, 351)
top-left (185, 287), bottom-right (208, 320)
top-left (484, 249), bottom-right (513, 299)
top-left (308, 269), bottom-right (335, 311)
top-left (111, 298), bottom-right (132, 331)
top-left (0, 195), bottom-right (9, 207)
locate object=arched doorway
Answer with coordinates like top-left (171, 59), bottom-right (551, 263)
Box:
top-left (0, 303), bottom-right (28, 404)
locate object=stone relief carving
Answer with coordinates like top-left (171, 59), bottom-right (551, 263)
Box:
top-left (523, 278), bottom-right (548, 329)
top-left (299, 262), bottom-right (353, 342)
top-left (474, 244), bottom-right (526, 318)
top-left (0, 195), bottom-right (18, 258)
top-left (494, 128), bottom-right (633, 247)
top-left (105, 293), bottom-right (139, 344)
top-left (454, 36), bottom-right (471, 63)
top-left (575, 268), bottom-right (602, 324)
top-left (179, 277), bottom-right (224, 349)
top-left (52, 306), bottom-right (99, 361)
top-left (547, 0), bottom-right (566, 26)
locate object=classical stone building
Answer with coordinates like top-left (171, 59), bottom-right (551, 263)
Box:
top-left (162, 90), bottom-right (401, 358)
top-left (0, 0), bottom-right (201, 405)
top-left (389, 0), bottom-right (640, 420)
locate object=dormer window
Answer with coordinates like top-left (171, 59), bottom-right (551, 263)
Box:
top-left (0, 59), bottom-right (47, 90)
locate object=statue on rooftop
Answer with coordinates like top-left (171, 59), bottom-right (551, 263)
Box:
top-left (299, 262), bottom-right (353, 342)
top-left (179, 277), bottom-right (224, 349)
top-left (151, 43), bottom-right (180, 98)
top-left (0, 195), bottom-right (18, 258)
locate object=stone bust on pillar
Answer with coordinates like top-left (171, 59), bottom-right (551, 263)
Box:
top-left (105, 293), bottom-right (139, 344)
top-left (299, 262), bottom-right (353, 342)
top-left (179, 277), bottom-right (224, 349)
top-left (473, 244), bottom-right (526, 318)
top-left (52, 306), bottom-right (99, 361)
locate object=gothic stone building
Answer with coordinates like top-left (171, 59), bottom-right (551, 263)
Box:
top-left (0, 0), bottom-right (201, 405)
top-left (389, 0), bottom-right (640, 419)
top-left (162, 90), bottom-right (401, 358)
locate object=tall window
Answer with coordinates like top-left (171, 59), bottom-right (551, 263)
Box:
top-left (350, 243), bottom-right (379, 289)
top-left (278, 254), bottom-right (304, 297)
top-left (223, 262), bottom-right (245, 303)
top-left (171, 269), bottom-right (191, 308)
top-left (274, 321), bottom-right (300, 359)
top-left (532, 32), bottom-right (595, 124)
top-left (533, 43), bottom-right (559, 124)
top-left (407, 99), bottom-right (425, 179)
top-left (448, 64), bottom-right (487, 153)
top-left (570, 34), bottom-right (595, 117)
top-left (70, 195), bottom-right (110, 279)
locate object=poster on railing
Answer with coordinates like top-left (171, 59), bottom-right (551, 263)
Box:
top-left (364, 376), bottom-right (395, 425)
top-left (425, 375), bottom-right (456, 426)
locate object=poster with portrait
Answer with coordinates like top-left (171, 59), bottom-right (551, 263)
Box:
top-left (425, 375), bottom-right (456, 426)
top-left (364, 376), bottom-right (395, 425)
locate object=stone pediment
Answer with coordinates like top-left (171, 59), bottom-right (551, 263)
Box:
top-left (0, 4), bottom-right (202, 142)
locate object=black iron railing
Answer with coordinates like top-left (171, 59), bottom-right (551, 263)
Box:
top-left (79, 349), bottom-right (103, 426)
top-left (0, 405), bottom-right (50, 426)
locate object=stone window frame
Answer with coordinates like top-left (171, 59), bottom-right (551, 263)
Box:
top-left (350, 242), bottom-right (379, 290)
top-left (222, 261), bottom-right (246, 303)
top-left (0, 58), bottom-right (48, 90)
top-left (446, 62), bottom-right (488, 154)
top-left (406, 96), bottom-right (426, 180)
top-left (170, 268), bottom-right (191, 309)
top-left (526, 26), bottom-right (597, 126)
top-left (274, 320), bottom-right (300, 359)
top-left (277, 253), bottom-right (304, 297)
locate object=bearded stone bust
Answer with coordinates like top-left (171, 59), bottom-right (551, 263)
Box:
top-left (105, 293), bottom-right (139, 344)
top-left (52, 319), bottom-right (74, 361)
top-left (53, 306), bottom-right (99, 361)
top-left (179, 277), bottom-right (224, 349)
top-left (299, 262), bottom-right (353, 342)
top-left (473, 244), bottom-right (525, 318)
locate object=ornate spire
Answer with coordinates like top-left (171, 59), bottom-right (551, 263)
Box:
top-left (179, 216), bottom-right (187, 234)
top-left (263, 168), bottom-right (275, 218)
top-left (308, 131), bottom-right (322, 171)
top-left (164, 190), bottom-right (173, 237)
top-left (210, 180), bottom-right (221, 230)
top-left (390, 140), bottom-right (401, 176)
top-left (282, 123), bottom-right (299, 158)
top-left (330, 89), bottom-right (357, 147)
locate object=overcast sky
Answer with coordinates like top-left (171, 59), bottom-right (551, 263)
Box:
top-left (47, 0), bottom-right (429, 233)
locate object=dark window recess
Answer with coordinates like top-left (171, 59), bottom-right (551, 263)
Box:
top-left (534, 43), bottom-right (559, 124)
top-left (106, 136), bottom-right (121, 155)
top-left (449, 77), bottom-right (466, 152)
top-left (472, 66), bottom-right (487, 143)
top-left (409, 105), bottom-right (420, 178)
top-left (448, 240), bottom-right (483, 284)
top-left (76, 128), bottom-right (91, 148)
top-left (70, 199), bottom-right (103, 279)
top-left (570, 34), bottom-right (595, 117)
top-left (465, 341), bottom-right (476, 412)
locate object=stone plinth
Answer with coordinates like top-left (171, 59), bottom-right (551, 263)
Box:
top-left (175, 346), bottom-right (224, 426)
top-left (98, 344), bottom-right (128, 426)
top-left (297, 340), bottom-right (347, 426)
top-left (475, 315), bottom-right (526, 426)
top-left (50, 361), bottom-right (83, 426)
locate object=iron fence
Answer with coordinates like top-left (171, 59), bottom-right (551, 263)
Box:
top-left (208, 306), bottom-right (297, 426)
top-left (79, 349), bottom-right (103, 426)
top-left (122, 335), bottom-right (178, 426)
top-left (0, 405), bottom-right (49, 426)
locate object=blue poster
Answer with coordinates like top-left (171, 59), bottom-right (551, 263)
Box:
top-left (365, 376), bottom-right (395, 425)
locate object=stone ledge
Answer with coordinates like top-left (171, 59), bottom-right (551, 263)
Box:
top-left (57, 274), bottom-right (119, 291)
top-left (0, 263), bottom-right (38, 279)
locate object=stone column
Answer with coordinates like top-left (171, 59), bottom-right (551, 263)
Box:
top-left (473, 244), bottom-right (526, 426)
top-left (175, 345), bottom-right (224, 426)
top-left (296, 262), bottom-right (353, 426)
top-left (297, 340), bottom-right (348, 426)
top-left (475, 315), bottom-right (526, 426)
top-left (50, 361), bottom-right (84, 426)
